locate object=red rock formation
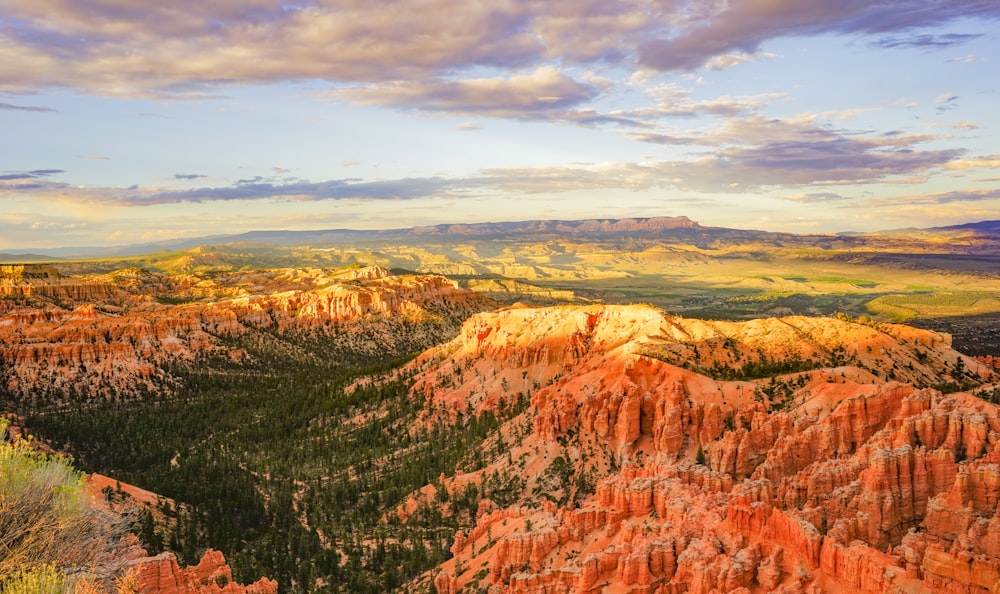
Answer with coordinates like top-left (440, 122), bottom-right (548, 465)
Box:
top-left (131, 549), bottom-right (277, 594)
top-left (975, 355), bottom-right (1000, 371)
top-left (400, 304), bottom-right (1000, 594)
top-left (0, 267), bottom-right (489, 402)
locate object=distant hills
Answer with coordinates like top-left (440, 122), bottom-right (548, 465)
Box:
top-left (840, 219), bottom-right (1000, 237)
top-left (3, 216), bottom-right (710, 259)
top-left (931, 219), bottom-right (1000, 234)
top-left (0, 252), bottom-right (56, 263)
top-left (404, 215), bottom-right (701, 236)
top-left (5, 215), bottom-right (1000, 260)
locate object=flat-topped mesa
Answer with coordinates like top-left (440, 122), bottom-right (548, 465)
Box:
top-left (408, 304), bottom-right (1000, 594)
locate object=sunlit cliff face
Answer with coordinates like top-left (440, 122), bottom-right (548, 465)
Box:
top-left (0, 266), bottom-right (491, 404)
top-left (400, 304), bottom-right (1000, 594)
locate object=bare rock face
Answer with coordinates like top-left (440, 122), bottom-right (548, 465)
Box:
top-left (404, 304), bottom-right (1000, 594)
top-left (0, 267), bottom-right (490, 403)
top-left (131, 549), bottom-right (277, 594)
top-left (976, 355), bottom-right (1000, 370)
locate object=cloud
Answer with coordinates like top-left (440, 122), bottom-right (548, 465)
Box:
top-left (943, 156), bottom-right (1000, 170)
top-left (165, 176), bottom-right (469, 203)
top-left (872, 188), bottom-right (1000, 206)
top-left (0, 175), bottom-right (468, 207)
top-left (704, 138), bottom-right (958, 188)
top-left (477, 163), bottom-right (659, 194)
top-left (630, 112), bottom-right (933, 149)
top-left (333, 67), bottom-right (598, 119)
top-left (0, 101), bottom-right (57, 112)
top-left (627, 85), bottom-right (788, 120)
top-left (475, 127), bottom-right (959, 193)
top-left (1, 0), bottom-right (995, 107)
top-left (625, 114), bottom-right (963, 190)
top-left (174, 173), bottom-right (208, 180)
top-left (872, 33), bottom-right (981, 49)
top-left (79, 155), bottom-right (110, 161)
top-left (637, 1), bottom-right (1000, 72)
top-left (0, 213), bottom-right (98, 248)
top-left (0, 169), bottom-right (64, 181)
top-left (891, 98), bottom-right (919, 109)
top-left (949, 121), bottom-right (978, 130)
top-left (455, 121), bottom-right (482, 131)
top-left (0, 170), bottom-right (66, 194)
top-left (818, 108), bottom-right (877, 122)
top-left (643, 145), bottom-right (960, 193)
top-left (934, 93), bottom-right (959, 113)
top-left (780, 192), bottom-right (852, 203)
top-left (0, 114), bottom-right (972, 206)
top-left (624, 132), bottom-right (698, 146)
top-left (0, 0), bottom-right (547, 97)
top-left (705, 51), bottom-right (778, 70)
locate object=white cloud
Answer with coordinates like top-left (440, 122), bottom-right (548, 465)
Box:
top-left (332, 67), bottom-right (600, 120)
top-left (0, 0), bottom-right (995, 103)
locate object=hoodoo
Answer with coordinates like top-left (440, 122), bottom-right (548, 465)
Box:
top-left (407, 304), bottom-right (1000, 594)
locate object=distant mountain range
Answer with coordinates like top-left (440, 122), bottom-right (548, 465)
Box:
top-left (840, 219), bottom-right (1000, 237)
top-left (0, 252), bottom-right (57, 263)
top-left (5, 216), bottom-right (999, 260)
top-left (929, 219), bottom-right (1000, 234)
top-left (3, 216), bottom-right (707, 258)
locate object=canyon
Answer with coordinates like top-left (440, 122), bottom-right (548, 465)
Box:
top-left (0, 264), bottom-right (490, 404)
top-left (2, 228), bottom-right (999, 593)
top-left (408, 304), bottom-right (1000, 594)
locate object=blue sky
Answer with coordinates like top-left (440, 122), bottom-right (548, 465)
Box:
top-left (1, 1), bottom-right (999, 248)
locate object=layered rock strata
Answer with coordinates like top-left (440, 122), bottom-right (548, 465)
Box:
top-left (0, 266), bottom-right (488, 402)
top-left (408, 305), bottom-right (999, 594)
top-left (130, 549), bottom-right (277, 594)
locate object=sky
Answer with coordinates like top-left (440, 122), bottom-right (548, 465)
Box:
top-left (1, 0), bottom-right (999, 249)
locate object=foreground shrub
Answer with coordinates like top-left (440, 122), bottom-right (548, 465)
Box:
top-left (1, 419), bottom-right (135, 591)
top-left (0, 563), bottom-right (65, 593)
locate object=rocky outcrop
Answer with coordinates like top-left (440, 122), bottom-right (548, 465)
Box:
top-left (976, 355), bottom-right (1000, 371)
top-left (0, 267), bottom-right (490, 402)
top-left (403, 304), bottom-right (1000, 594)
top-left (130, 549), bottom-right (277, 594)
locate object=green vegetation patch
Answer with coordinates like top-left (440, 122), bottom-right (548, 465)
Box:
top-left (866, 291), bottom-right (1000, 322)
top-left (810, 276), bottom-right (878, 287)
top-left (0, 419), bottom-right (134, 590)
top-left (24, 336), bottom-right (525, 594)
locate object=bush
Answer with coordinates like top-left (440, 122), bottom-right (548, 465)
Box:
top-left (0, 563), bottom-right (65, 593)
top-left (0, 419), bottom-right (136, 591)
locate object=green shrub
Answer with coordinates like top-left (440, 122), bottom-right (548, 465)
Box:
top-left (0, 563), bottom-right (65, 594)
top-left (0, 419), bottom-right (135, 591)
